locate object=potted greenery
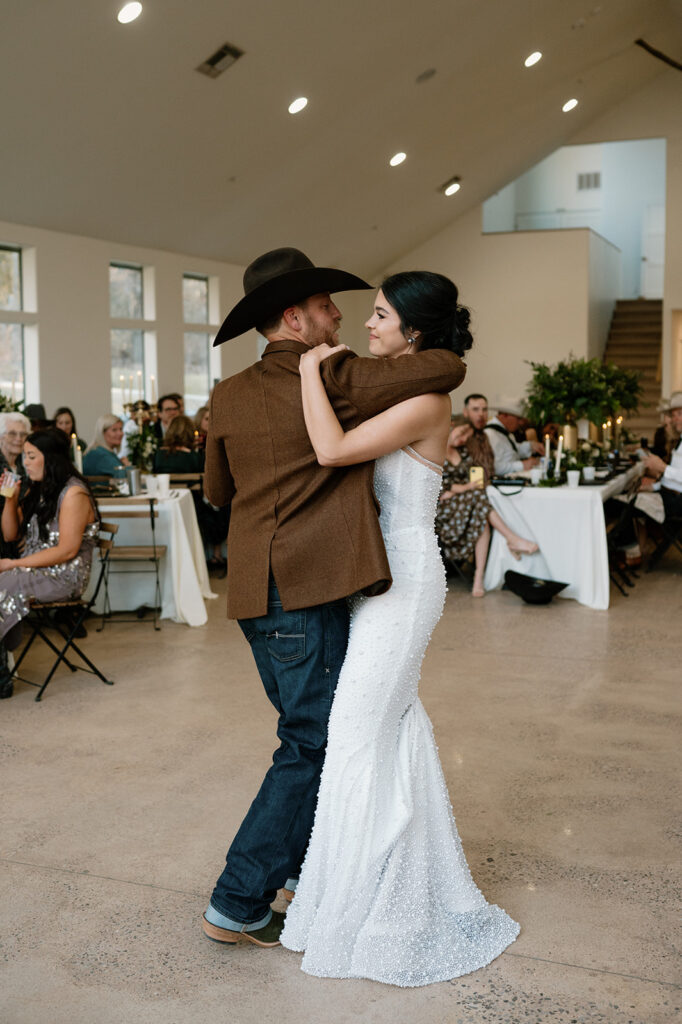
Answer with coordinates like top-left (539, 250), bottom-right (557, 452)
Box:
top-left (525, 356), bottom-right (642, 449)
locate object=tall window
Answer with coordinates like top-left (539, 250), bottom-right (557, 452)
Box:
top-left (110, 263), bottom-right (145, 414)
top-left (0, 246), bottom-right (25, 405)
top-left (183, 274), bottom-right (211, 414)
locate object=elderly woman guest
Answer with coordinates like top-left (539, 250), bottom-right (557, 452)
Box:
top-left (82, 415), bottom-right (129, 477)
top-left (0, 412), bottom-right (31, 555)
top-left (0, 429), bottom-right (99, 698)
top-left (53, 407), bottom-right (87, 453)
top-left (436, 415), bottom-right (538, 596)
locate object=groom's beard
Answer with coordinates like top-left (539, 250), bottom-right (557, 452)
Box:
top-left (301, 315), bottom-right (342, 348)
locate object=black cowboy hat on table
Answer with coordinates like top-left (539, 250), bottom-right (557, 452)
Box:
top-left (213, 247), bottom-right (373, 345)
top-left (503, 570), bottom-right (569, 605)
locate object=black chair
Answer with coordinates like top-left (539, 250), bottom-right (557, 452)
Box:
top-left (97, 497), bottom-right (167, 630)
top-left (11, 522), bottom-right (118, 702)
top-left (646, 513), bottom-right (682, 571)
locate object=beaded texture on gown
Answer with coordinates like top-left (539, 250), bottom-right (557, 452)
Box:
top-left (280, 447), bottom-right (520, 986)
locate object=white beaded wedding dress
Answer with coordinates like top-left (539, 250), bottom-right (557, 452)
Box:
top-left (280, 447), bottom-right (520, 986)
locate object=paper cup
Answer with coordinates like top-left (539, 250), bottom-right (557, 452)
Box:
top-left (156, 473), bottom-right (170, 498)
top-left (582, 466), bottom-right (596, 482)
top-left (567, 469), bottom-right (581, 489)
top-left (143, 475), bottom-right (157, 496)
top-left (530, 467), bottom-right (542, 485)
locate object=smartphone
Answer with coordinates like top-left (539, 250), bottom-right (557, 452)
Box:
top-left (469, 465), bottom-right (485, 489)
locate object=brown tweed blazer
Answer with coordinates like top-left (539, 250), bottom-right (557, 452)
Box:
top-left (205, 341), bottom-right (466, 618)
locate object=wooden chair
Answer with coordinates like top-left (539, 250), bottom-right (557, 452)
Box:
top-left (11, 522), bottom-right (118, 702)
top-left (97, 497), bottom-right (167, 630)
top-left (169, 472), bottom-right (204, 491)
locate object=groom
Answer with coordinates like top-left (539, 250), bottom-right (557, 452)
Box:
top-left (202, 247), bottom-right (466, 946)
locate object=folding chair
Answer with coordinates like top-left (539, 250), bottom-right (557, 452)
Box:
top-left (97, 497), bottom-right (167, 630)
top-left (646, 513), bottom-right (682, 571)
top-left (169, 472), bottom-right (204, 491)
top-left (11, 522), bottom-right (118, 702)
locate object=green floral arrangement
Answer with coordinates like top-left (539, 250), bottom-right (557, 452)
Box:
top-left (0, 392), bottom-right (23, 413)
top-left (127, 422), bottom-right (159, 471)
top-left (525, 356), bottom-right (643, 427)
top-left (565, 440), bottom-right (606, 470)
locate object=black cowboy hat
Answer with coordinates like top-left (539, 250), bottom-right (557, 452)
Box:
top-left (503, 570), bottom-right (569, 605)
top-left (213, 247), bottom-right (373, 345)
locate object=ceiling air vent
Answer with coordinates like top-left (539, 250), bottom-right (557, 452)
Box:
top-left (196, 42), bottom-right (244, 79)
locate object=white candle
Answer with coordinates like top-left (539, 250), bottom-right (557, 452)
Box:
top-left (555, 435), bottom-right (563, 478)
top-left (71, 433), bottom-right (83, 472)
top-left (150, 375), bottom-right (156, 404)
top-left (544, 434), bottom-right (550, 464)
top-left (129, 374), bottom-right (134, 405)
top-left (137, 370), bottom-right (142, 399)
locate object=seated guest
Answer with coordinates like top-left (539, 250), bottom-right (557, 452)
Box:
top-left (436, 416), bottom-right (538, 597)
top-left (23, 403), bottom-right (50, 430)
top-left (485, 399), bottom-right (542, 477)
top-left (0, 412), bottom-right (31, 555)
top-left (639, 391), bottom-right (682, 520)
top-left (53, 406), bottom-right (87, 452)
top-left (153, 415), bottom-right (203, 473)
top-left (193, 406), bottom-right (209, 450)
top-left (462, 393), bottom-right (495, 482)
top-left (154, 415), bottom-right (228, 572)
top-left (153, 394), bottom-right (181, 440)
top-left (651, 403), bottom-right (679, 461)
top-left (83, 415), bottom-right (129, 477)
top-left (0, 428), bottom-right (99, 698)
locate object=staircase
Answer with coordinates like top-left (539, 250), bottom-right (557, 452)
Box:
top-left (602, 298), bottom-right (662, 441)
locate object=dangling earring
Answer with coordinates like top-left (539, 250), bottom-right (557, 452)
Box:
top-left (408, 336), bottom-right (415, 345)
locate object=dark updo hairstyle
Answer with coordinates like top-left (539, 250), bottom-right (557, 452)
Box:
top-left (380, 271), bottom-right (473, 357)
top-left (21, 428), bottom-right (97, 543)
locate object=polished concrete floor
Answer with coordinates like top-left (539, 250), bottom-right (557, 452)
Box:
top-left (1, 555), bottom-right (680, 1024)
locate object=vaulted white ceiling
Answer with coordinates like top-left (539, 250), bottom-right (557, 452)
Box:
top-left (1, 0), bottom-right (680, 277)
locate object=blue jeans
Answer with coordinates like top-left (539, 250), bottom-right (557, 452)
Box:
top-left (209, 579), bottom-right (350, 925)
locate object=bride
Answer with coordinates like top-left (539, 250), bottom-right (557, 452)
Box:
top-left (279, 271), bottom-right (520, 986)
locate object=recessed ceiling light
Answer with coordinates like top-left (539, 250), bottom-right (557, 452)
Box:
top-left (562, 97), bottom-right (579, 112)
top-left (288, 97), bottom-right (308, 114)
top-left (524, 51), bottom-right (542, 67)
top-left (117, 2), bottom-right (142, 24)
top-left (444, 182), bottom-right (461, 196)
top-left (390, 152), bottom-right (406, 167)
top-left (439, 175), bottom-right (461, 196)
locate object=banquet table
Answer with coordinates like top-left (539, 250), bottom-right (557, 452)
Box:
top-left (86, 489), bottom-right (217, 626)
top-left (483, 465), bottom-right (643, 610)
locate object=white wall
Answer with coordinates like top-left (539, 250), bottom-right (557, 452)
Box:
top-left (569, 70), bottom-right (682, 394)
top-left (0, 220), bottom-right (258, 439)
top-left (379, 206), bottom-right (618, 409)
top-left (482, 138), bottom-right (666, 299)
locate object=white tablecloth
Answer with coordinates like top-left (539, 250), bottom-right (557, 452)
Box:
top-left (483, 466), bottom-right (642, 610)
top-left (87, 490), bottom-right (217, 626)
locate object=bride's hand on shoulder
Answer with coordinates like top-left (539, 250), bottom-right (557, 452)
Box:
top-left (300, 344), bottom-right (348, 373)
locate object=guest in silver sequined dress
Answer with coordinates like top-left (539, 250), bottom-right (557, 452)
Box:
top-left (281, 272), bottom-right (520, 986)
top-left (0, 429), bottom-right (98, 698)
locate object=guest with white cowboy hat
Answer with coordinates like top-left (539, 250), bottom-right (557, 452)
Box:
top-left (484, 397), bottom-right (543, 477)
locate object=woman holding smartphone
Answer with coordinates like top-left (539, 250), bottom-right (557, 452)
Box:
top-left (437, 415), bottom-right (538, 596)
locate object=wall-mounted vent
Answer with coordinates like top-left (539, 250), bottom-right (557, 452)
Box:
top-left (577, 172), bottom-right (601, 191)
top-left (196, 42), bottom-right (244, 79)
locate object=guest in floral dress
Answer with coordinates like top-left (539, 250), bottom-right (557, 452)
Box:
top-left (436, 417), bottom-right (538, 596)
top-left (0, 429), bottom-right (98, 698)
